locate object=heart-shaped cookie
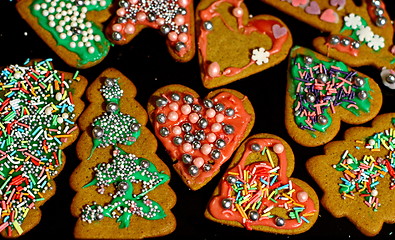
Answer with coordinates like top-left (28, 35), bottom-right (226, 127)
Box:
top-left (196, 0), bottom-right (293, 89)
top-left (205, 133), bottom-right (319, 234)
top-left (285, 46), bottom-right (382, 147)
top-left (147, 84), bottom-right (255, 190)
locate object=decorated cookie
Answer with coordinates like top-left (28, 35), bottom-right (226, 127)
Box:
top-left (205, 133), bottom-right (319, 234)
top-left (16, 0), bottom-right (112, 69)
top-left (196, 0), bottom-right (293, 88)
top-left (147, 84), bottom-right (255, 190)
top-left (70, 68), bottom-right (176, 239)
top-left (0, 59), bottom-right (87, 237)
top-left (285, 46), bottom-right (382, 147)
top-left (307, 113), bottom-right (395, 236)
top-left (105, 0), bottom-right (195, 62)
top-left (261, 0), bottom-right (395, 81)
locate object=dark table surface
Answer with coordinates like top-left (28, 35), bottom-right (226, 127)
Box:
top-left (1, 0), bottom-right (395, 239)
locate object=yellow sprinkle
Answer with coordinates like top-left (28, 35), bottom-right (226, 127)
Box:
top-left (228, 172), bottom-right (239, 175)
top-left (266, 149), bottom-right (274, 167)
top-left (342, 193), bottom-right (355, 200)
top-left (355, 140), bottom-right (364, 144)
top-left (235, 204), bottom-right (248, 219)
top-left (22, 208), bottom-right (29, 218)
top-left (54, 134), bottom-right (72, 138)
top-left (12, 221), bottom-right (23, 235)
top-left (303, 212), bottom-right (315, 217)
top-left (62, 90), bottom-right (68, 100)
top-left (371, 148), bottom-right (381, 152)
top-left (293, 202), bottom-right (306, 207)
top-left (267, 189), bottom-right (276, 200)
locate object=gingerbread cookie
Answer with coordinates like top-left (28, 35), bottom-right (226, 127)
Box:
top-left (16, 0), bottom-right (112, 69)
top-left (205, 133), bottom-right (319, 234)
top-left (0, 59), bottom-right (87, 237)
top-left (70, 68), bottom-right (176, 239)
top-left (105, 0), bottom-right (195, 62)
top-left (285, 46), bottom-right (382, 147)
top-left (307, 113), bottom-right (395, 236)
top-left (261, 0), bottom-right (395, 81)
top-left (147, 84), bottom-right (255, 190)
top-left (196, 0), bottom-right (293, 89)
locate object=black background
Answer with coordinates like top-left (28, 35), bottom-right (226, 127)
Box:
top-left (1, 0), bottom-right (395, 239)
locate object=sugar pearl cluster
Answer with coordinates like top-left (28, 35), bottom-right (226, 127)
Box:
top-left (0, 59), bottom-right (79, 236)
top-left (111, 0), bottom-right (190, 52)
top-left (155, 92), bottom-right (236, 177)
top-left (32, 0), bottom-right (109, 53)
top-left (81, 150), bottom-right (168, 225)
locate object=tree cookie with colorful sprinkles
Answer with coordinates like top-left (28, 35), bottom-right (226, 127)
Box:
top-left (16, 0), bottom-right (112, 69)
top-left (205, 133), bottom-right (319, 234)
top-left (285, 46), bottom-right (382, 147)
top-left (105, 0), bottom-right (195, 62)
top-left (71, 68), bottom-right (176, 239)
top-left (261, 0), bottom-right (395, 82)
top-left (147, 84), bottom-right (255, 190)
top-left (0, 59), bottom-right (87, 237)
top-left (306, 113), bottom-right (395, 236)
top-left (196, 0), bottom-right (293, 88)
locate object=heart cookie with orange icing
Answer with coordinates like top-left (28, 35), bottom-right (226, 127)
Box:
top-left (196, 0), bottom-right (293, 88)
top-left (147, 84), bottom-right (255, 190)
top-left (105, 0), bottom-right (195, 62)
top-left (205, 133), bottom-right (319, 234)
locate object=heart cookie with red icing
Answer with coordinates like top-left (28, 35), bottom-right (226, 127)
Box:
top-left (205, 133), bottom-right (319, 234)
top-left (196, 0), bottom-right (293, 89)
top-left (147, 84), bottom-right (255, 190)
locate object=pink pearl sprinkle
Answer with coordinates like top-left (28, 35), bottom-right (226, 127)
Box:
top-left (193, 157), bottom-right (204, 168)
top-left (172, 126), bottom-right (182, 135)
top-left (215, 113), bottom-right (224, 122)
top-left (124, 23), bottom-right (135, 34)
top-left (206, 133), bottom-right (216, 143)
top-left (116, 7), bottom-right (126, 17)
top-left (273, 143), bottom-right (284, 154)
top-left (169, 102), bottom-right (179, 111)
top-left (297, 191), bottom-right (308, 203)
top-left (183, 143), bottom-right (192, 153)
top-left (156, 18), bottom-right (165, 25)
top-left (174, 15), bottom-right (185, 25)
top-left (206, 108), bottom-right (216, 118)
top-left (129, 0), bottom-right (138, 4)
top-left (136, 12), bottom-right (147, 22)
top-left (181, 104), bottom-right (192, 115)
top-left (211, 123), bottom-right (222, 132)
top-left (178, 33), bottom-right (189, 43)
top-left (232, 7), bottom-right (243, 17)
top-left (168, 31), bottom-right (178, 42)
top-left (207, 62), bottom-right (221, 78)
top-left (201, 144), bottom-right (212, 155)
top-left (189, 113), bottom-right (199, 123)
top-left (112, 23), bottom-right (123, 32)
top-left (167, 111), bottom-right (179, 122)
top-left (178, 0), bottom-right (189, 8)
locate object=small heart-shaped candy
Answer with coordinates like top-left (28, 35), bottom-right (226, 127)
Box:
top-left (305, 1), bottom-right (321, 15)
top-left (147, 85), bottom-right (255, 190)
top-left (205, 133), bottom-right (319, 234)
top-left (272, 24), bottom-right (288, 39)
top-left (320, 8), bottom-right (339, 23)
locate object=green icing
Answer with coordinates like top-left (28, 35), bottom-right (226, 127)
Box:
top-left (30, 0), bottom-right (112, 66)
top-left (290, 50), bottom-right (372, 133)
top-left (81, 147), bottom-right (169, 227)
top-left (88, 78), bottom-right (141, 159)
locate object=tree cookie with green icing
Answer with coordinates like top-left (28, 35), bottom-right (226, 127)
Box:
top-left (0, 59), bottom-right (87, 238)
top-left (16, 0), bottom-right (112, 69)
top-left (70, 68), bottom-right (176, 239)
top-left (205, 133), bottom-right (319, 235)
top-left (285, 46), bottom-right (382, 147)
top-left (307, 113), bottom-right (395, 236)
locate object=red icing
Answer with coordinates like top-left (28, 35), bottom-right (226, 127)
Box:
top-left (326, 35), bottom-right (359, 56)
top-left (367, 1), bottom-right (388, 28)
top-left (153, 91), bottom-right (251, 186)
top-left (207, 138), bottom-right (316, 230)
top-left (107, 0), bottom-right (193, 57)
top-left (198, 0), bottom-right (289, 82)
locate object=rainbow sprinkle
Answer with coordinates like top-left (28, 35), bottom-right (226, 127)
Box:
top-left (0, 59), bottom-right (79, 236)
top-left (334, 127), bottom-right (395, 211)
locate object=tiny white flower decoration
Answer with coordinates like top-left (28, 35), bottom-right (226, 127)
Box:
top-left (344, 13), bottom-right (362, 29)
top-left (251, 47), bottom-right (270, 65)
top-left (368, 34), bottom-right (385, 51)
top-left (356, 25), bottom-right (374, 42)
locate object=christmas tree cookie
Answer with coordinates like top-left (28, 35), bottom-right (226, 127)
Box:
top-left (71, 68), bottom-right (176, 239)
